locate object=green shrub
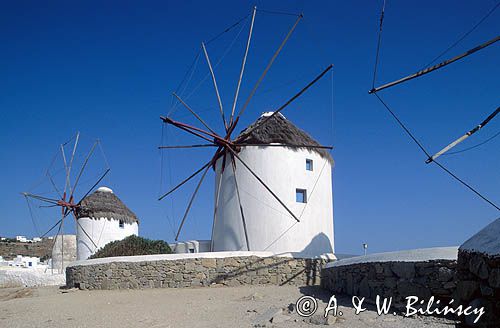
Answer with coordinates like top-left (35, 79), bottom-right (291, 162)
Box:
top-left (89, 235), bottom-right (172, 259)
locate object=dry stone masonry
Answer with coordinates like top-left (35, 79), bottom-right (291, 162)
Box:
top-left (457, 218), bottom-right (500, 328)
top-left (321, 260), bottom-right (457, 307)
top-left (66, 253), bottom-right (328, 290)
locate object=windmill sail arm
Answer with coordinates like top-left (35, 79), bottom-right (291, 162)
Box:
top-left (426, 106), bottom-right (500, 163)
top-left (229, 155), bottom-right (250, 250)
top-left (174, 163), bottom-right (211, 241)
top-left (158, 160), bottom-right (212, 201)
top-left (369, 35), bottom-right (500, 94)
top-left (158, 144), bottom-right (216, 149)
top-left (236, 64), bottom-right (333, 142)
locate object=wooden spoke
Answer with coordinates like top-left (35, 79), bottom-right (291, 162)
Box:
top-left (172, 92), bottom-right (217, 135)
top-left (158, 160), bottom-right (212, 201)
top-left (202, 42), bottom-right (228, 132)
top-left (369, 35), bottom-right (500, 94)
top-left (426, 106), bottom-right (500, 163)
top-left (235, 13), bottom-right (303, 123)
top-left (229, 6), bottom-right (257, 126)
top-left (76, 168), bottom-right (111, 204)
top-left (175, 163), bottom-right (211, 241)
top-left (71, 140), bottom-right (98, 198)
top-left (158, 144), bottom-right (217, 149)
top-left (67, 132), bottom-right (80, 195)
top-left (22, 192), bottom-right (60, 205)
top-left (237, 64), bottom-right (333, 142)
top-left (60, 144), bottom-right (69, 195)
top-left (229, 155), bottom-right (250, 250)
top-left (161, 116), bottom-right (216, 143)
top-left (40, 218), bottom-right (63, 238)
top-left (210, 167), bottom-right (224, 252)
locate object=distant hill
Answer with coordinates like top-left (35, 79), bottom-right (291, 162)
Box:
top-left (0, 239), bottom-right (54, 261)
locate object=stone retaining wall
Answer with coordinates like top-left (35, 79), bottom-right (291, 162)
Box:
top-left (66, 253), bottom-right (328, 290)
top-left (456, 250), bottom-right (500, 327)
top-left (321, 260), bottom-right (457, 306)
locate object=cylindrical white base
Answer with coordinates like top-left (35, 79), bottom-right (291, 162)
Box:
top-left (76, 217), bottom-right (138, 260)
top-left (212, 146), bottom-right (334, 257)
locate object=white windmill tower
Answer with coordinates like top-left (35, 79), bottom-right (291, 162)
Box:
top-left (159, 7), bottom-right (335, 258)
top-left (212, 112), bottom-right (334, 256)
top-left (75, 186), bottom-right (139, 260)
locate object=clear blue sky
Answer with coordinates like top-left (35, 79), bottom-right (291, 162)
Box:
top-left (1, 0), bottom-right (499, 255)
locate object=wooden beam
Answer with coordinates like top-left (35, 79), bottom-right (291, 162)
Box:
top-left (202, 42), bottom-right (228, 132)
top-left (172, 92), bottom-right (217, 135)
top-left (229, 6), bottom-right (257, 126)
top-left (235, 13), bottom-right (303, 122)
top-left (236, 64), bottom-right (333, 142)
top-left (158, 160), bottom-right (212, 201)
top-left (369, 35), bottom-right (500, 94)
top-left (229, 155), bottom-right (250, 250)
top-left (175, 163), bottom-right (211, 241)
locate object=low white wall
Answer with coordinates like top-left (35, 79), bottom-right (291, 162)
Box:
top-left (68, 250), bottom-right (336, 268)
top-left (0, 268), bottom-right (65, 288)
top-left (326, 246), bottom-right (458, 268)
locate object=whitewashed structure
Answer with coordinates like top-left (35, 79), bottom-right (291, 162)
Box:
top-left (211, 113), bottom-right (334, 257)
top-left (51, 234), bottom-right (76, 273)
top-left (75, 187), bottom-right (139, 260)
top-left (169, 240), bottom-right (211, 254)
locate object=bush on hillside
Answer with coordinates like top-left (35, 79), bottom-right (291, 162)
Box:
top-left (89, 235), bottom-right (172, 259)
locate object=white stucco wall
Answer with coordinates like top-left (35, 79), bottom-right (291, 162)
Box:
top-left (0, 267), bottom-right (65, 288)
top-left (326, 246), bottom-right (459, 268)
top-left (212, 145), bottom-right (334, 257)
top-left (51, 234), bottom-right (76, 274)
top-left (76, 217), bottom-right (138, 260)
top-left (169, 240), bottom-right (211, 254)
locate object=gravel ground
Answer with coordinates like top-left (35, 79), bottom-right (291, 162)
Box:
top-left (0, 285), bottom-right (458, 328)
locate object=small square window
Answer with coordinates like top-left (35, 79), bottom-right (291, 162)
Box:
top-left (119, 220), bottom-right (124, 228)
top-left (306, 159), bottom-right (313, 171)
top-left (188, 248), bottom-right (195, 253)
top-left (296, 189), bottom-right (307, 203)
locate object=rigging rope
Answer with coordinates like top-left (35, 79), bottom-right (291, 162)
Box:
top-left (372, 0), bottom-right (386, 88)
top-left (443, 130), bottom-right (500, 156)
top-left (25, 196), bottom-right (41, 237)
top-left (257, 9), bottom-right (301, 17)
top-left (169, 16), bottom-right (249, 116)
top-left (420, 1), bottom-right (500, 70)
top-left (205, 13), bottom-right (251, 45)
top-left (369, 2), bottom-right (499, 211)
top-left (373, 94), bottom-right (500, 211)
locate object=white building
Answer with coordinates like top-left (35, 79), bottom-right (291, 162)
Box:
top-left (51, 234), bottom-right (76, 273)
top-left (211, 112), bottom-right (334, 257)
top-left (15, 236), bottom-right (27, 243)
top-left (12, 255), bottom-right (40, 268)
top-left (169, 240), bottom-right (211, 254)
top-left (75, 186), bottom-right (139, 260)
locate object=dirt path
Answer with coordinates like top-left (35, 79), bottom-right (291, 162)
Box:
top-left (0, 285), bottom-right (457, 327)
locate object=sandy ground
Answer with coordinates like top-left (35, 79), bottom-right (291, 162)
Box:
top-left (0, 285), bottom-right (458, 328)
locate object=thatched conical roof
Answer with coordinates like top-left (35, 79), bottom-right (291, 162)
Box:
top-left (236, 112), bottom-right (333, 162)
top-left (75, 187), bottom-right (139, 224)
